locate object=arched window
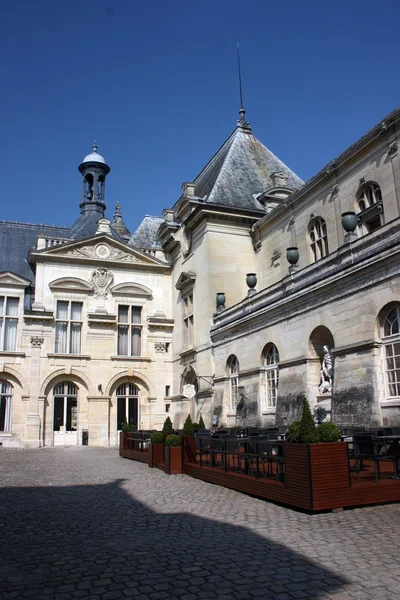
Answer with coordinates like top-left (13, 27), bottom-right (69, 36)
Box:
top-left (0, 380), bottom-right (12, 432)
top-left (262, 344), bottom-right (280, 408)
top-left (309, 217), bottom-right (328, 262)
top-left (357, 182), bottom-right (383, 233)
top-left (117, 383), bottom-right (139, 431)
top-left (381, 306), bottom-right (400, 398)
top-left (228, 356), bottom-right (240, 410)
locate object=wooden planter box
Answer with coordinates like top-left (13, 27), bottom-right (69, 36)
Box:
top-left (285, 442), bottom-right (351, 511)
top-left (148, 443), bottom-right (164, 469)
top-left (183, 436), bottom-right (196, 463)
top-left (164, 445), bottom-right (183, 474)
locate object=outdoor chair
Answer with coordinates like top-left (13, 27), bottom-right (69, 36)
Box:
top-left (353, 434), bottom-right (396, 481)
top-left (194, 433), bottom-right (212, 467)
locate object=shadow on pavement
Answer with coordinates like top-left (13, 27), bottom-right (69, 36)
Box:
top-left (0, 478), bottom-right (348, 599)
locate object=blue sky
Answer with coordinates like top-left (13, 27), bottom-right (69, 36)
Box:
top-left (0, 0), bottom-right (399, 233)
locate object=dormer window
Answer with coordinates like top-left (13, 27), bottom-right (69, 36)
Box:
top-left (356, 182), bottom-right (384, 234)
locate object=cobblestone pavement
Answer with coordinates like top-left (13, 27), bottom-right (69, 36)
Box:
top-left (1, 448), bottom-right (400, 600)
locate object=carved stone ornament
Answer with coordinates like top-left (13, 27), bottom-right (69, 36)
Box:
top-left (288, 216), bottom-right (295, 228)
top-left (66, 245), bottom-right (138, 262)
top-left (331, 184), bottom-right (339, 196)
top-left (90, 267), bottom-right (114, 299)
top-left (30, 336), bottom-right (44, 347)
top-left (154, 341), bottom-right (168, 353)
top-left (388, 141), bottom-right (398, 156)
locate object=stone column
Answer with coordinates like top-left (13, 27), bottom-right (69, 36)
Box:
top-left (25, 336), bottom-right (44, 447)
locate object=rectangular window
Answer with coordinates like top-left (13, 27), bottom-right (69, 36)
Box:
top-left (55, 301), bottom-right (83, 354)
top-left (385, 342), bottom-right (400, 397)
top-left (0, 296), bottom-right (19, 352)
top-left (265, 369), bottom-right (279, 408)
top-left (117, 305), bottom-right (142, 356)
top-left (183, 293), bottom-right (194, 348)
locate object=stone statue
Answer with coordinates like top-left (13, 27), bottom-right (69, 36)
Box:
top-left (319, 345), bottom-right (334, 394)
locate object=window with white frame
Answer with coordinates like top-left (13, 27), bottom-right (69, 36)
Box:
top-left (309, 217), bottom-right (328, 262)
top-left (357, 182), bottom-right (383, 233)
top-left (228, 356), bottom-right (240, 410)
top-left (55, 301), bottom-right (83, 354)
top-left (262, 343), bottom-right (279, 408)
top-left (183, 293), bottom-right (194, 348)
top-left (116, 382), bottom-right (139, 430)
top-left (0, 380), bottom-right (12, 431)
top-left (381, 305), bottom-right (400, 398)
top-left (117, 305), bottom-right (142, 356)
top-left (0, 296), bottom-right (19, 352)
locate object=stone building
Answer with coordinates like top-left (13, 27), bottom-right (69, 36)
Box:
top-left (1, 106), bottom-right (400, 447)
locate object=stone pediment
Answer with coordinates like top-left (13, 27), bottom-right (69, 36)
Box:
top-left (0, 271), bottom-right (31, 288)
top-left (49, 277), bottom-right (93, 292)
top-left (111, 282), bottom-right (153, 298)
top-left (30, 235), bottom-right (166, 268)
top-left (175, 271), bottom-right (196, 291)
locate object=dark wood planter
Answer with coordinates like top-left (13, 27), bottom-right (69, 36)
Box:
top-left (149, 443), bottom-right (164, 469)
top-left (285, 442), bottom-right (351, 511)
top-left (164, 445), bottom-right (183, 474)
top-left (183, 436), bottom-right (196, 463)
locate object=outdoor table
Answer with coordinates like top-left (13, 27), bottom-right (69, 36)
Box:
top-left (373, 435), bottom-right (400, 477)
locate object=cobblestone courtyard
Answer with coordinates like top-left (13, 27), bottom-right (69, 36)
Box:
top-left (1, 448), bottom-right (400, 600)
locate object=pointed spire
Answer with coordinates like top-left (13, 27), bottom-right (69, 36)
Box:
top-left (113, 202), bottom-right (122, 223)
top-left (111, 202), bottom-right (131, 242)
top-left (92, 140), bottom-right (98, 153)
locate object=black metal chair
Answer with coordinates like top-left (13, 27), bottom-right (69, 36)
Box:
top-left (353, 434), bottom-right (396, 481)
top-left (194, 432), bottom-right (212, 466)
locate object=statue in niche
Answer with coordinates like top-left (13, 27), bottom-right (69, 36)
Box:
top-left (319, 345), bottom-right (334, 394)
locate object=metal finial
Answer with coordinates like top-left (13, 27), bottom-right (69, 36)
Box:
top-left (237, 43), bottom-right (245, 124)
top-left (92, 140), bottom-right (98, 153)
top-left (114, 202), bottom-right (122, 222)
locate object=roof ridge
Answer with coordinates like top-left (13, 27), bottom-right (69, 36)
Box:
top-left (0, 220), bottom-right (69, 230)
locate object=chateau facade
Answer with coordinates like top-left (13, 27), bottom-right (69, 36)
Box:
top-left (1, 106), bottom-right (400, 446)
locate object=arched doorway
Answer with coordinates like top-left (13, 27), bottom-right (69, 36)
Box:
top-left (53, 381), bottom-right (78, 446)
top-left (116, 382), bottom-right (139, 431)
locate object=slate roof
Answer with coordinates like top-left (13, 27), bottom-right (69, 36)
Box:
top-left (128, 215), bottom-right (164, 249)
top-left (68, 210), bottom-right (123, 241)
top-left (0, 221), bottom-right (69, 284)
top-left (191, 122), bottom-right (303, 210)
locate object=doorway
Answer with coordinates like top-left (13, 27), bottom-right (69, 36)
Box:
top-left (116, 383), bottom-right (139, 431)
top-left (53, 381), bottom-right (78, 445)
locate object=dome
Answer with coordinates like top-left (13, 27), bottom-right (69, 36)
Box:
top-left (82, 141), bottom-right (106, 164)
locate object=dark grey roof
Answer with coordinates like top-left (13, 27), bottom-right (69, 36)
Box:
top-left (0, 221), bottom-right (69, 284)
top-left (128, 215), bottom-right (164, 249)
top-left (191, 123), bottom-right (303, 210)
top-left (68, 211), bottom-right (123, 241)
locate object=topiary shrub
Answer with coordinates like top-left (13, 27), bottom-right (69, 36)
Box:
top-left (183, 414), bottom-right (194, 436)
top-left (317, 421), bottom-right (341, 442)
top-left (165, 434), bottom-right (181, 447)
top-left (162, 416), bottom-right (174, 435)
top-left (299, 397), bottom-right (319, 443)
top-left (150, 431), bottom-right (164, 444)
top-left (192, 422), bottom-right (200, 432)
top-left (121, 418), bottom-right (136, 432)
top-left (198, 415), bottom-right (206, 430)
top-left (286, 420), bottom-right (301, 442)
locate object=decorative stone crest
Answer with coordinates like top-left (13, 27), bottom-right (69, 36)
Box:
top-left (91, 267), bottom-right (114, 299)
top-left (30, 336), bottom-right (44, 347)
top-left (270, 171), bottom-right (288, 187)
top-left (154, 341), bottom-right (168, 353)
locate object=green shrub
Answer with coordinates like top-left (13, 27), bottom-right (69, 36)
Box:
top-left (198, 415), bottom-right (206, 430)
top-left (299, 397), bottom-right (319, 443)
top-left (121, 419), bottom-right (136, 432)
top-left (150, 431), bottom-right (164, 444)
top-left (192, 422), bottom-right (200, 432)
top-left (162, 416), bottom-right (174, 435)
top-left (317, 421), bottom-right (341, 442)
top-left (286, 420), bottom-right (301, 442)
top-left (183, 414), bottom-right (194, 436)
top-left (165, 434), bottom-right (181, 447)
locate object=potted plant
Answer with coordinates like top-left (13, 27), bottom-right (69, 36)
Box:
top-left (119, 419), bottom-right (137, 456)
top-left (198, 415), bottom-right (206, 430)
top-left (149, 431), bottom-right (165, 469)
top-left (182, 414), bottom-right (196, 463)
top-left (284, 397), bottom-right (350, 511)
top-left (164, 434), bottom-right (183, 474)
